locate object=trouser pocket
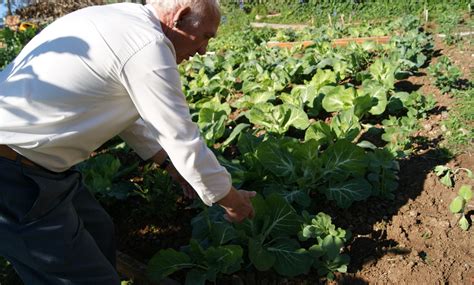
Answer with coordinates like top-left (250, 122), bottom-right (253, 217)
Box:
top-left (0, 158), bottom-right (40, 224)
top-left (18, 167), bottom-right (84, 271)
top-left (20, 167), bottom-right (81, 224)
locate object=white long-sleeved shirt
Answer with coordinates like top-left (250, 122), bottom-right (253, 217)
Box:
top-left (0, 3), bottom-right (231, 206)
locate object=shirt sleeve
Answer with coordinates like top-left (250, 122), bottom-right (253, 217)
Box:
top-left (119, 39), bottom-right (231, 206)
top-left (119, 118), bottom-right (163, 160)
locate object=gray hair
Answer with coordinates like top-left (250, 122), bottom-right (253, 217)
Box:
top-left (148, 0), bottom-right (220, 27)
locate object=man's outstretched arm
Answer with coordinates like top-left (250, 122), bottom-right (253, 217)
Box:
top-left (151, 149), bottom-right (256, 222)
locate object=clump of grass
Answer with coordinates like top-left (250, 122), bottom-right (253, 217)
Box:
top-left (441, 88), bottom-right (474, 153)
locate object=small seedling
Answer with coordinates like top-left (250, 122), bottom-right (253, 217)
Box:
top-left (434, 165), bottom-right (473, 188)
top-left (421, 231), bottom-right (432, 240)
top-left (449, 185), bottom-right (473, 231)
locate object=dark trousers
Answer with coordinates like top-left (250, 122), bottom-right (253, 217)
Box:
top-left (0, 157), bottom-right (120, 284)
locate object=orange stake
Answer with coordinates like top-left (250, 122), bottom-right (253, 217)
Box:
top-left (267, 36), bottom-right (391, 49)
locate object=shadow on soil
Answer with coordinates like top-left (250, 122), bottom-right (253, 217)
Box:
top-left (394, 80), bottom-right (423, 92)
top-left (329, 146), bottom-right (452, 277)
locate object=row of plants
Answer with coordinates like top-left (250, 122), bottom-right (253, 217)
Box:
top-left (142, 15), bottom-right (441, 283)
top-left (211, 15), bottom-right (415, 51)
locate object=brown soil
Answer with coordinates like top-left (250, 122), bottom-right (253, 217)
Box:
top-left (335, 152), bottom-right (474, 285)
top-left (332, 36), bottom-right (474, 285)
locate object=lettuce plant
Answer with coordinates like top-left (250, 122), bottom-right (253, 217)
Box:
top-left (148, 241), bottom-right (243, 285)
top-left (299, 212), bottom-right (351, 279)
top-left (181, 194), bottom-right (350, 280)
top-left (428, 56), bottom-right (462, 94)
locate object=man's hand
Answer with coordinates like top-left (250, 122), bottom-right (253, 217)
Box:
top-left (217, 187), bottom-right (256, 223)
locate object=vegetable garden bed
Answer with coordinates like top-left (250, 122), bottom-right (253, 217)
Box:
top-left (110, 32), bottom-right (474, 282)
top-left (109, 14), bottom-right (472, 285)
top-left (1, 2), bottom-right (473, 285)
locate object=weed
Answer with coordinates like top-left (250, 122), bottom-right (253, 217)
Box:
top-left (441, 89), bottom-right (474, 152)
top-left (421, 230), bottom-right (432, 240)
top-left (436, 13), bottom-right (463, 46)
top-left (434, 165), bottom-right (473, 188)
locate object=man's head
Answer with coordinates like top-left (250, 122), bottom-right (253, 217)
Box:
top-left (151, 0), bottom-right (221, 64)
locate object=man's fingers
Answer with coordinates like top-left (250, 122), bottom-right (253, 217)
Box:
top-left (239, 190), bottom-right (257, 198)
top-left (223, 202), bottom-right (255, 223)
top-left (219, 188), bottom-right (258, 223)
top-left (238, 190), bottom-right (257, 203)
top-left (247, 191), bottom-right (257, 197)
top-left (223, 213), bottom-right (244, 223)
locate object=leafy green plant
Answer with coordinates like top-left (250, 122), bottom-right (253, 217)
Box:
top-left (0, 26), bottom-right (38, 69)
top-left (437, 14), bottom-right (463, 45)
top-left (387, 91), bottom-right (437, 119)
top-left (175, 194), bottom-right (350, 280)
top-left (239, 136), bottom-right (372, 208)
top-left (298, 212), bottom-right (351, 279)
top-left (79, 151), bottom-right (181, 218)
top-left (434, 165), bottom-right (473, 188)
top-left (78, 153), bottom-right (137, 200)
top-left (131, 162), bottom-right (182, 218)
top-left (449, 185), bottom-right (473, 231)
top-left (197, 97), bottom-right (231, 146)
top-left (246, 103), bottom-right (310, 135)
top-left (428, 56), bottom-right (462, 94)
top-left (382, 114), bottom-right (419, 156)
top-left (390, 29), bottom-right (433, 71)
top-left (148, 241), bottom-right (243, 284)
top-left (368, 58), bottom-right (397, 90)
top-left (367, 148), bottom-right (399, 199)
top-left (441, 89), bottom-right (474, 152)
top-left (236, 194), bottom-right (312, 277)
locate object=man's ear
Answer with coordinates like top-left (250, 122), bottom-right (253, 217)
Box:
top-left (173, 6), bottom-right (191, 27)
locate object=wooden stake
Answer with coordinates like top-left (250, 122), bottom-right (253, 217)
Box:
top-left (328, 13), bottom-right (333, 27)
top-left (266, 36), bottom-right (391, 49)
